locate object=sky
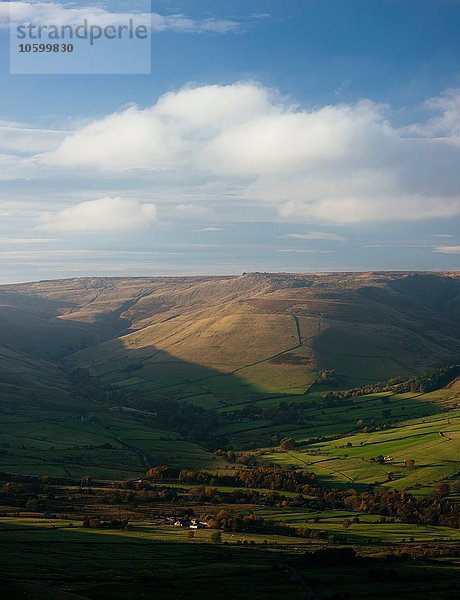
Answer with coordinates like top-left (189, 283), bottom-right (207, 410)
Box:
top-left (1, 0), bottom-right (460, 282)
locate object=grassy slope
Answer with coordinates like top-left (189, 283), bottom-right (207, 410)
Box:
top-left (0, 272), bottom-right (459, 483)
top-left (0, 519), bottom-right (459, 600)
top-left (0, 397), bottom-right (227, 478)
top-left (69, 272), bottom-right (460, 405)
top-left (266, 397), bottom-right (460, 491)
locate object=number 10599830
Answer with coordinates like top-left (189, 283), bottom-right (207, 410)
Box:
top-left (18, 43), bottom-right (74, 53)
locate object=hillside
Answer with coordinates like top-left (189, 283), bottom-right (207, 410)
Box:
top-left (1, 272), bottom-right (460, 600)
top-left (0, 271), bottom-right (459, 486)
top-left (2, 271), bottom-right (460, 397)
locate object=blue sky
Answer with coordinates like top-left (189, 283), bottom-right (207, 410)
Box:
top-left (0, 0), bottom-right (460, 282)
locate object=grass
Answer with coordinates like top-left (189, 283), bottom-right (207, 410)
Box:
top-left (299, 559), bottom-right (460, 600)
top-left (0, 515), bottom-right (459, 600)
top-left (257, 507), bottom-right (460, 542)
top-left (0, 404), bottom-right (225, 479)
top-left (217, 387), bottom-right (445, 449)
top-left (0, 521), bottom-right (305, 599)
top-left (266, 408), bottom-right (460, 491)
top-left (1, 274), bottom-right (460, 599)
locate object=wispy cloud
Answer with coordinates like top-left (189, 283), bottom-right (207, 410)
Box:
top-left (0, 237), bottom-right (61, 244)
top-left (284, 232), bottom-right (346, 241)
top-left (433, 245), bottom-right (460, 254)
top-left (193, 227), bottom-right (225, 232)
top-left (0, 2), bottom-right (240, 34)
top-left (276, 249), bottom-right (336, 254)
top-left (0, 123), bottom-right (68, 154)
top-left (175, 204), bottom-right (210, 215)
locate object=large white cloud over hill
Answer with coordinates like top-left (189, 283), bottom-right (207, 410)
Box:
top-left (3, 82), bottom-right (460, 224)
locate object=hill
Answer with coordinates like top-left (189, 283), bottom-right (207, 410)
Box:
top-left (0, 271), bottom-right (459, 484)
top-left (3, 271), bottom-right (460, 395)
top-left (1, 273), bottom-right (460, 600)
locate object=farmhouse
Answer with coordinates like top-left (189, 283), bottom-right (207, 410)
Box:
top-left (174, 519), bottom-right (191, 527)
top-left (189, 520), bottom-right (208, 530)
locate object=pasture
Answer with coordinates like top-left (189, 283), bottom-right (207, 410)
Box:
top-left (266, 409), bottom-right (460, 491)
top-left (0, 403), bottom-right (225, 479)
top-left (0, 516), bottom-right (458, 600)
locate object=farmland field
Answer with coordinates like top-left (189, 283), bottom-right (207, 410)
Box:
top-left (0, 273), bottom-right (460, 598)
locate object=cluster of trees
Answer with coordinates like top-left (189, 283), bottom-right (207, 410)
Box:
top-left (142, 466), bottom-right (459, 528)
top-left (69, 368), bottom-right (122, 403)
top-left (302, 485), bottom-right (460, 529)
top-left (144, 400), bottom-right (227, 448)
top-left (82, 517), bottom-right (128, 529)
top-left (279, 437), bottom-right (298, 451)
top-left (165, 484), bottom-right (304, 507)
top-left (409, 365), bottom-right (460, 393)
top-left (2, 470), bottom-right (459, 536)
top-left (202, 509), bottom-right (293, 536)
top-left (191, 465), bottom-right (317, 492)
top-left (229, 401), bottom-right (306, 426)
top-left (315, 369), bottom-right (339, 386)
top-left (325, 380), bottom-right (406, 401)
top-left (145, 465), bottom-right (316, 492)
top-left (325, 365), bottom-right (460, 401)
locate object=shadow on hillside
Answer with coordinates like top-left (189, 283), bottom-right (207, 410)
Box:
top-left (69, 336), bottom-right (449, 451)
top-left (0, 523), bottom-right (300, 600)
top-left (311, 274), bottom-right (460, 382)
top-left (76, 337), bottom-right (293, 408)
top-left (0, 288), bottom-right (146, 361)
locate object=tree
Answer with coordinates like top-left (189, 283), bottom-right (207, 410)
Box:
top-left (315, 369), bottom-right (338, 386)
top-left (280, 437), bottom-right (297, 451)
top-left (431, 483), bottom-right (451, 498)
top-left (211, 531), bottom-right (222, 544)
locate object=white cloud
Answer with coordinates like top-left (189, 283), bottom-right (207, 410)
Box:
top-left (44, 106), bottom-right (182, 170)
top-left (39, 196), bottom-right (157, 232)
top-left (175, 204), bottom-right (210, 215)
top-left (151, 13), bottom-right (239, 34)
top-left (0, 2), bottom-right (239, 34)
top-left (194, 227), bottom-right (225, 231)
top-left (0, 237), bottom-right (61, 244)
top-left (433, 245), bottom-right (460, 254)
top-left (44, 83), bottom-right (274, 170)
top-left (0, 123), bottom-right (67, 154)
top-left (200, 101), bottom-right (385, 176)
top-left (277, 195), bottom-right (460, 224)
top-left (285, 232), bottom-right (345, 241)
top-left (276, 249), bottom-right (335, 254)
top-left (0, 153), bottom-right (41, 180)
top-left (5, 82), bottom-right (460, 224)
top-left (405, 89), bottom-right (460, 140)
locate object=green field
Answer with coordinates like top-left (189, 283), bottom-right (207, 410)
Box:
top-left (1, 274), bottom-right (460, 598)
top-left (0, 401), bottom-right (227, 478)
top-left (0, 516), bottom-right (458, 600)
top-left (266, 407), bottom-right (460, 490)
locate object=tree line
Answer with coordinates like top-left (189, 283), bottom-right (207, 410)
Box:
top-left (325, 364), bottom-right (460, 401)
top-left (145, 465), bottom-right (316, 492)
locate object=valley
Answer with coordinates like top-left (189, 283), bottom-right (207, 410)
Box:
top-left (1, 271), bottom-right (459, 599)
